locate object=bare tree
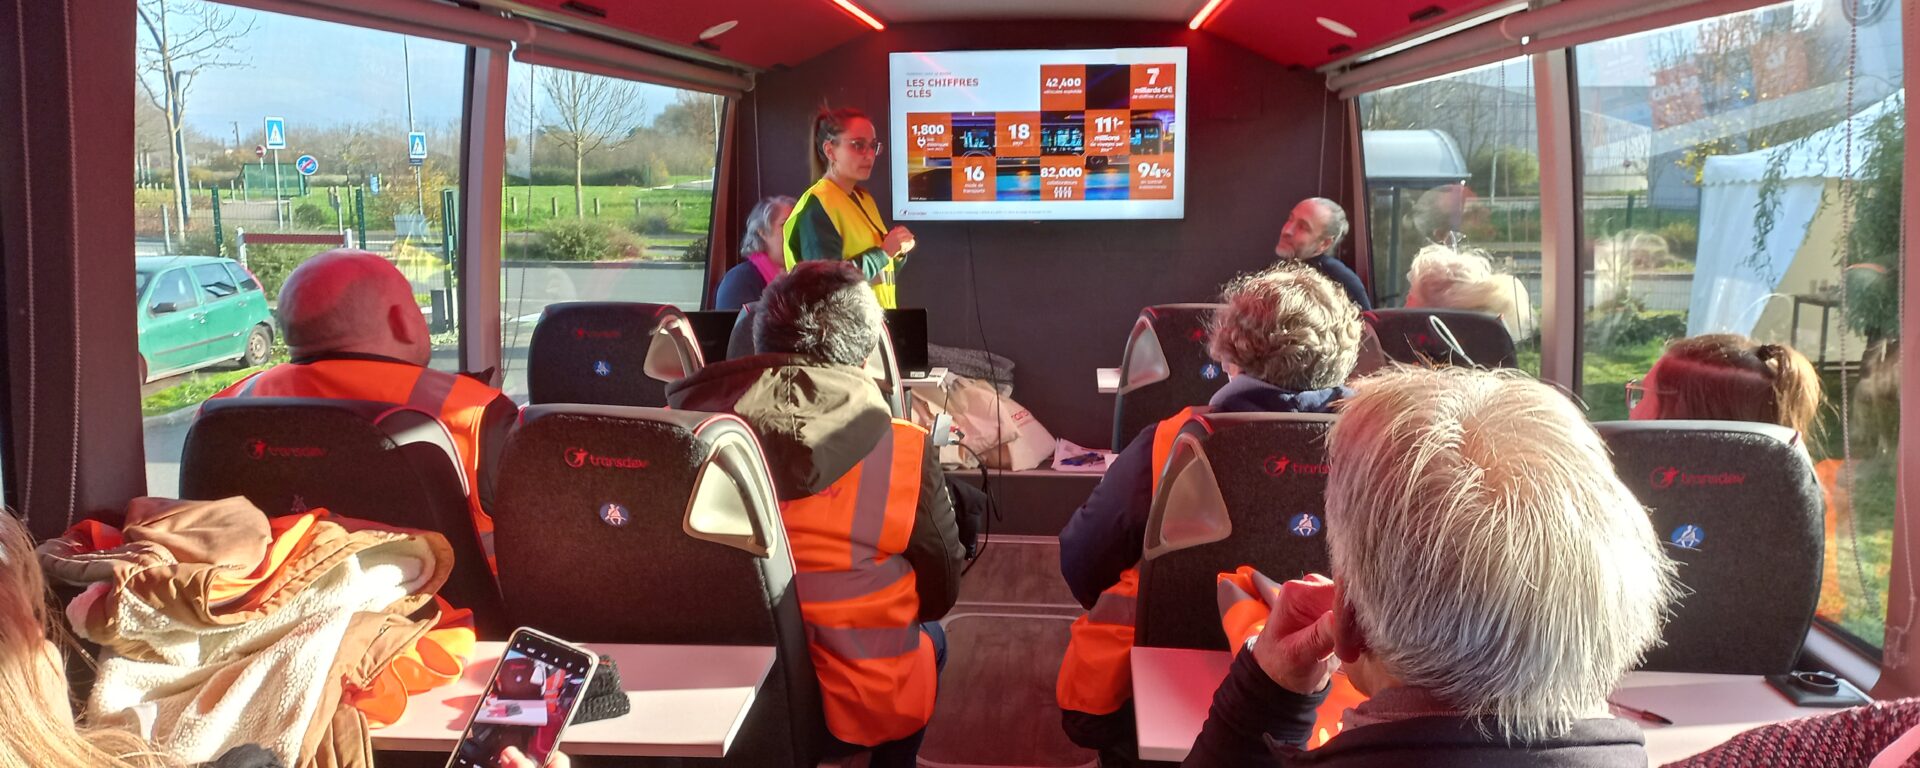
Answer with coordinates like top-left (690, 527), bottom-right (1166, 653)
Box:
top-left (539, 69), bottom-right (644, 217)
top-left (137, 0), bottom-right (254, 226)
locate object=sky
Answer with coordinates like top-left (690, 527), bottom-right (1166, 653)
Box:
top-left (162, 2), bottom-right (688, 143)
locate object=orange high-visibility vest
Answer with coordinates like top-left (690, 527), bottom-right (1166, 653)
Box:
top-left (209, 358), bottom-right (503, 549)
top-left (1215, 566), bottom-right (1367, 749)
top-left (782, 419), bottom-right (936, 746)
top-left (1056, 406), bottom-right (1204, 715)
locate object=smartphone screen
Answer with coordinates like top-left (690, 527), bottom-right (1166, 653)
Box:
top-left (447, 629), bottom-right (597, 768)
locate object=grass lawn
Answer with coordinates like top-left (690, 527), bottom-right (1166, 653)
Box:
top-left (1827, 453), bottom-right (1897, 648)
top-left (496, 186), bottom-right (712, 235)
top-left (141, 348), bottom-right (290, 417)
top-left (142, 366), bottom-right (260, 416)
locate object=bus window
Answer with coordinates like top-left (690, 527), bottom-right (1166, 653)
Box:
top-left (133, 0), bottom-right (467, 496)
top-left (498, 63), bottom-right (721, 403)
top-left (1574, 0), bottom-right (1904, 651)
top-left (1356, 57), bottom-right (1544, 374)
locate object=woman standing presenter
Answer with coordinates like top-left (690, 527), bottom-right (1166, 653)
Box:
top-left (785, 106), bottom-right (916, 308)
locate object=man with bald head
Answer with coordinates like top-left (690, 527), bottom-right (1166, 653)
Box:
top-left (209, 250), bottom-right (516, 552)
top-left (1272, 197), bottom-right (1372, 311)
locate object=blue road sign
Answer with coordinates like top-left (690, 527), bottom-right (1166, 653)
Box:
top-left (295, 155), bottom-right (318, 176)
top-left (264, 117), bottom-right (287, 150)
top-left (408, 131), bottom-right (427, 166)
top-left (369, 175), bottom-right (381, 195)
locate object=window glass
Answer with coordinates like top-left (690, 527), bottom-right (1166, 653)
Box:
top-left (225, 261), bottom-right (260, 291)
top-left (149, 269), bottom-right (198, 311)
top-left (133, 0), bottom-right (467, 496)
top-left (1574, 0), bottom-right (1904, 650)
top-left (1356, 57), bottom-right (1544, 374)
top-left (192, 263), bottom-right (239, 298)
top-left (498, 62), bottom-right (722, 402)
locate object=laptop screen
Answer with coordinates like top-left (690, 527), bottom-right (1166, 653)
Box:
top-left (884, 309), bottom-right (931, 377)
top-left (681, 310), bottom-right (739, 365)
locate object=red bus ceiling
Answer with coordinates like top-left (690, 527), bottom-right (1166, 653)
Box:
top-left (504, 0), bottom-right (1511, 71)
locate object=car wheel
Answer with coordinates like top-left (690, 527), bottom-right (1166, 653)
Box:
top-left (241, 324), bottom-right (273, 368)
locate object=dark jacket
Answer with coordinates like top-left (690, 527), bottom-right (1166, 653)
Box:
top-left (714, 260), bottom-right (771, 310)
top-left (1059, 376), bottom-right (1352, 608)
top-left (1305, 254), bottom-right (1373, 312)
top-left (203, 744), bottom-right (285, 768)
top-left (665, 354), bottom-right (965, 620)
top-left (1184, 651), bottom-right (1651, 768)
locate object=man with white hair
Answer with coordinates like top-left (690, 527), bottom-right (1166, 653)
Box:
top-left (1183, 367), bottom-right (1677, 767)
top-left (1404, 243), bottom-right (1536, 341)
top-left (1272, 197), bottom-right (1372, 311)
top-left (1058, 264), bottom-right (1364, 767)
top-left (208, 249), bottom-right (516, 547)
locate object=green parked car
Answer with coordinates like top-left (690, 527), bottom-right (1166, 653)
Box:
top-left (135, 256), bottom-right (275, 384)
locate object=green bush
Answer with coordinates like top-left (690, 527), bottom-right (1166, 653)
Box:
top-left (679, 237), bottom-right (710, 263)
top-left (293, 201), bottom-right (333, 228)
top-left (535, 219), bottom-right (643, 262)
top-left (632, 208), bottom-right (681, 236)
top-left (245, 243), bottom-right (327, 300)
top-left (179, 227), bottom-right (233, 259)
top-left (1655, 220), bottom-right (1698, 261)
top-left (1585, 300), bottom-right (1687, 351)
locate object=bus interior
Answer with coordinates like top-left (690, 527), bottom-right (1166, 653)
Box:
top-left (1, 0), bottom-right (1918, 765)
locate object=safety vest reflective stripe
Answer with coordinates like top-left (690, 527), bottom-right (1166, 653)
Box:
top-left (796, 557), bottom-right (911, 603)
top-left (1057, 406), bottom-right (1205, 715)
top-left (405, 367), bottom-right (458, 412)
top-left (1087, 589), bottom-right (1136, 625)
top-left (783, 420), bottom-right (935, 746)
top-left (807, 623), bottom-right (925, 660)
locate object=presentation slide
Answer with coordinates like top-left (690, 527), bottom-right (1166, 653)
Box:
top-left (889, 47), bottom-right (1188, 221)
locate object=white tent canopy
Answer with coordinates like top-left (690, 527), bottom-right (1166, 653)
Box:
top-left (1689, 91), bottom-right (1903, 337)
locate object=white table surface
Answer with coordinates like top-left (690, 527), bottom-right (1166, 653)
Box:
top-left (1097, 367), bottom-right (1120, 394)
top-left (1133, 646), bottom-right (1838, 765)
top-left (373, 642), bottom-right (776, 758)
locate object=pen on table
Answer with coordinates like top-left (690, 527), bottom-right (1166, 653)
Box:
top-left (1608, 699), bottom-right (1673, 726)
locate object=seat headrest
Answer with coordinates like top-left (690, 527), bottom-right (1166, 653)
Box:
top-left (1365, 307), bottom-right (1517, 369)
top-left (518, 405), bottom-right (778, 557)
top-left (529, 302), bottom-right (705, 405)
top-left (186, 397), bottom-right (468, 505)
top-left (1118, 303), bottom-right (1223, 394)
top-left (1143, 412), bottom-right (1338, 560)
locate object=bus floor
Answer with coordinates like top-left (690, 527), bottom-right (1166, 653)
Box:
top-left (923, 535), bottom-right (1096, 768)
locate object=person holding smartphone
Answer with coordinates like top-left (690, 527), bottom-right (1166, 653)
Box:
top-left (784, 106), bottom-right (917, 309)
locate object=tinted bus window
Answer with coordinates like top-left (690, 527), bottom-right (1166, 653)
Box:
top-left (1575, 0), bottom-right (1904, 649)
top-left (499, 62), bottom-right (721, 403)
top-left (1357, 58), bottom-right (1544, 374)
top-left (134, 0), bottom-right (467, 496)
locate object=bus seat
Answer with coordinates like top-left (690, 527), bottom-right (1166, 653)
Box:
top-left (727, 301), bottom-right (760, 359)
top-left (1136, 412), bottom-right (1338, 650)
top-left (493, 405), bottom-right (824, 766)
top-left (180, 397), bottom-right (507, 638)
top-left (528, 302), bottom-right (705, 407)
top-left (1112, 304), bottom-right (1228, 450)
top-left (1595, 420), bottom-right (1823, 675)
top-left (1366, 307), bottom-right (1518, 369)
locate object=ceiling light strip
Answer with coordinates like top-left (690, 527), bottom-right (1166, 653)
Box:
top-left (1187, 0), bottom-right (1230, 30)
top-left (828, 0), bottom-right (886, 31)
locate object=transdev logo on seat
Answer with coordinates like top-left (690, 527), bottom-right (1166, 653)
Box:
top-left (565, 446), bottom-right (648, 470)
top-left (1648, 466), bottom-right (1746, 489)
top-left (246, 439), bottom-right (327, 460)
top-left (1264, 455), bottom-right (1330, 477)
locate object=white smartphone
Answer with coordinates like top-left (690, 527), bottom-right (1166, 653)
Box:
top-left (445, 627), bottom-right (599, 768)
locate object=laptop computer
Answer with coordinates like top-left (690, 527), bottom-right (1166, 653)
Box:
top-left (681, 310), bottom-right (740, 366)
top-left (884, 308), bottom-right (931, 378)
